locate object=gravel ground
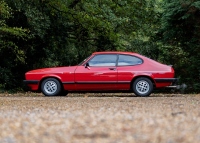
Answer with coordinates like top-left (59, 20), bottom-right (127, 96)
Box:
top-left (0, 93), bottom-right (200, 143)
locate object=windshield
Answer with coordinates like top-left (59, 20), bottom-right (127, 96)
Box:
top-left (78, 55), bottom-right (92, 65)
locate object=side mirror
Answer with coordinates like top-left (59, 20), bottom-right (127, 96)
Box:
top-left (85, 63), bottom-right (89, 68)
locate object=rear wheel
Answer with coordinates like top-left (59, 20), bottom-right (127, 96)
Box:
top-left (133, 77), bottom-right (153, 97)
top-left (41, 78), bottom-right (62, 96)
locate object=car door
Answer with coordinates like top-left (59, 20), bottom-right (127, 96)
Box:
top-left (74, 54), bottom-right (118, 90)
top-left (117, 54), bottom-right (143, 90)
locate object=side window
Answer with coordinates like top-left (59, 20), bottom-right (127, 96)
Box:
top-left (118, 55), bottom-right (143, 66)
top-left (88, 54), bottom-right (117, 66)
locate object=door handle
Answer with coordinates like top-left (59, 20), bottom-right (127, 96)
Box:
top-left (109, 68), bottom-right (116, 71)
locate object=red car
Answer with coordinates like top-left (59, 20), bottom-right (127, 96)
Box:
top-left (24, 51), bottom-right (177, 97)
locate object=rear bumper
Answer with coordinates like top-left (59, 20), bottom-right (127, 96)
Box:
top-left (154, 78), bottom-right (178, 83)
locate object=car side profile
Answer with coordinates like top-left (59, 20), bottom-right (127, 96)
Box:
top-left (24, 51), bottom-right (177, 97)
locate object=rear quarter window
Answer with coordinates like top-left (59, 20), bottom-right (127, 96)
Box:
top-left (118, 55), bottom-right (143, 66)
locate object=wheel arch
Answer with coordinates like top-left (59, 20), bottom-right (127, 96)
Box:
top-left (130, 75), bottom-right (156, 90)
top-left (38, 76), bottom-right (64, 92)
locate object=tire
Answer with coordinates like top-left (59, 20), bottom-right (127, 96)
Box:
top-left (41, 78), bottom-right (62, 96)
top-left (133, 77), bottom-right (153, 97)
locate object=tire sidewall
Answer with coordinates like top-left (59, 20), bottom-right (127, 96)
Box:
top-left (41, 78), bottom-right (61, 96)
top-left (133, 77), bottom-right (153, 97)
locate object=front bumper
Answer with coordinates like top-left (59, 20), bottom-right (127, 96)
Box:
top-left (23, 80), bottom-right (39, 84)
top-left (23, 80), bottom-right (39, 91)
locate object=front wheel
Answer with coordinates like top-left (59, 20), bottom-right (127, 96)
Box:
top-left (133, 77), bottom-right (153, 97)
top-left (41, 78), bottom-right (62, 96)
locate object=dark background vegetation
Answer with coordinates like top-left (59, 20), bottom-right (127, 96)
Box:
top-left (0, 0), bottom-right (200, 92)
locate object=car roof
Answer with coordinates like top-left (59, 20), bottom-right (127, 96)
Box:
top-left (93, 51), bottom-right (136, 55)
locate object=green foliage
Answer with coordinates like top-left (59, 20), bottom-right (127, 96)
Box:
top-left (0, 1), bottom-right (28, 90)
top-left (157, 0), bottom-right (200, 92)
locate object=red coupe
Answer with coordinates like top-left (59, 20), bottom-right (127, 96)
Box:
top-left (24, 51), bottom-right (177, 97)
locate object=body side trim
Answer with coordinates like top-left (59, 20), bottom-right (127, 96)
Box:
top-left (63, 81), bottom-right (131, 84)
top-left (63, 82), bottom-right (75, 84)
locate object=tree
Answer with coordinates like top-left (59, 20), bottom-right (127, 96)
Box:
top-left (157, 0), bottom-right (200, 91)
top-left (0, 1), bottom-right (28, 90)
top-left (0, 0), bottom-right (166, 91)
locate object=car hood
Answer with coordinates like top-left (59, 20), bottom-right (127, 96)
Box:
top-left (26, 66), bottom-right (78, 74)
